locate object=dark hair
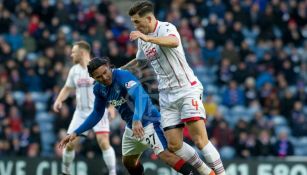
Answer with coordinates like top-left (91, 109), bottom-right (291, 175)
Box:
top-left (87, 57), bottom-right (110, 77)
top-left (128, 1), bottom-right (154, 17)
top-left (74, 40), bottom-right (91, 53)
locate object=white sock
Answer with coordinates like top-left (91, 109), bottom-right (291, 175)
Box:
top-left (201, 141), bottom-right (226, 175)
top-left (175, 142), bottom-right (212, 175)
top-left (102, 146), bottom-right (116, 175)
top-left (62, 148), bottom-right (75, 174)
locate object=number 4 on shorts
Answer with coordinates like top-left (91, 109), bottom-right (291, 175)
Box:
top-left (192, 99), bottom-right (198, 110)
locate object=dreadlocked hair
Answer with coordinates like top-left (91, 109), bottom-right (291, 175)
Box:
top-left (87, 57), bottom-right (110, 77)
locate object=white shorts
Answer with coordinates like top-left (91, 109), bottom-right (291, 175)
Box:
top-left (122, 123), bottom-right (167, 156)
top-left (67, 109), bottom-right (110, 135)
top-left (159, 84), bottom-right (206, 130)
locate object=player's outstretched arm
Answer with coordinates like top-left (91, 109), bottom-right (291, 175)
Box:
top-left (120, 58), bottom-right (138, 70)
top-left (73, 95), bottom-right (107, 135)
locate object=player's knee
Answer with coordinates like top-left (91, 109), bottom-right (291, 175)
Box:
top-left (192, 135), bottom-right (208, 149)
top-left (96, 134), bottom-right (110, 150)
top-left (167, 141), bottom-right (182, 152)
top-left (98, 139), bottom-right (110, 150)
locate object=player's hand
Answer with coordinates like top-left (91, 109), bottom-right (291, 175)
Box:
top-left (130, 31), bottom-right (149, 42)
top-left (58, 133), bottom-right (77, 149)
top-left (53, 100), bottom-right (62, 112)
top-left (132, 121), bottom-right (144, 139)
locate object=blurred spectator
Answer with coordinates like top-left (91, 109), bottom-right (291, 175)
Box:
top-left (273, 130), bottom-right (294, 157)
top-left (4, 25), bottom-right (23, 51)
top-left (290, 101), bottom-right (307, 137)
top-left (217, 58), bottom-right (233, 85)
top-left (243, 77), bottom-right (257, 105)
top-left (203, 93), bottom-right (218, 117)
top-left (221, 40), bottom-right (240, 66)
top-left (254, 130), bottom-right (273, 157)
top-left (202, 39), bottom-right (220, 66)
top-left (233, 62), bottom-right (250, 84)
top-left (234, 131), bottom-right (256, 158)
top-left (8, 106), bottom-right (23, 136)
top-left (250, 111), bottom-right (274, 134)
top-left (280, 89), bottom-right (295, 121)
top-left (222, 80), bottom-right (245, 107)
top-left (212, 120), bottom-right (234, 149)
top-left (21, 92), bottom-right (36, 127)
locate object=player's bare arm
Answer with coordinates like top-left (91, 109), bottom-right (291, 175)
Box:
top-left (121, 58), bottom-right (148, 72)
top-left (130, 31), bottom-right (179, 48)
top-left (120, 58), bottom-right (138, 70)
top-left (53, 86), bottom-right (74, 112)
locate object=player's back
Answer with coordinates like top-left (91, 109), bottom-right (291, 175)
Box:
top-left (66, 64), bottom-right (95, 111)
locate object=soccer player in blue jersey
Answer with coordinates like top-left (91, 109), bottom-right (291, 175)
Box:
top-left (59, 57), bottom-right (214, 175)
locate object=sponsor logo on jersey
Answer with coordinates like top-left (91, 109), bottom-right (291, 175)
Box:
top-left (77, 78), bottom-right (93, 87)
top-left (109, 97), bottom-right (127, 107)
top-left (125, 80), bottom-right (137, 89)
top-left (145, 47), bottom-right (158, 59)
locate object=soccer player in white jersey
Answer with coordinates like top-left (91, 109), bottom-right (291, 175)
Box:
top-left (53, 41), bottom-right (116, 175)
top-left (123, 1), bottom-right (226, 175)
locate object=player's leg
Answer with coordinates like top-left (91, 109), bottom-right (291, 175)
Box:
top-left (160, 95), bottom-right (213, 174)
top-left (182, 87), bottom-right (225, 175)
top-left (62, 111), bottom-right (83, 175)
top-left (121, 127), bottom-right (148, 175)
top-left (163, 127), bottom-right (213, 175)
top-left (96, 133), bottom-right (116, 175)
top-left (186, 120), bottom-right (225, 175)
top-left (144, 123), bottom-right (213, 175)
top-left (94, 115), bottom-right (116, 175)
top-left (122, 154), bottom-right (144, 175)
top-left (158, 150), bottom-right (215, 175)
top-left (61, 138), bottom-right (79, 175)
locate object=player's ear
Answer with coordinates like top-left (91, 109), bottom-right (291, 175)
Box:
top-left (79, 49), bottom-right (84, 56)
top-left (146, 15), bottom-right (152, 23)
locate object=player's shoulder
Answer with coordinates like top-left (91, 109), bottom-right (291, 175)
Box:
top-left (93, 81), bottom-right (101, 92)
top-left (113, 69), bottom-right (138, 86)
top-left (113, 68), bottom-right (133, 78)
top-left (69, 64), bottom-right (81, 73)
top-left (156, 21), bottom-right (177, 35)
top-left (93, 81), bottom-right (107, 97)
top-left (159, 21), bottom-right (176, 29)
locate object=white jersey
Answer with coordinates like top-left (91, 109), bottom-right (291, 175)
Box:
top-left (136, 21), bottom-right (199, 90)
top-left (65, 64), bottom-right (94, 111)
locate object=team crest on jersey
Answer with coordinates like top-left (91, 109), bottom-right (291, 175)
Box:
top-left (125, 80), bottom-right (137, 89)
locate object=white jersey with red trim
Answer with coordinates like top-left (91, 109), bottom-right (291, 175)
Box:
top-left (136, 21), bottom-right (199, 90)
top-left (65, 64), bottom-right (95, 111)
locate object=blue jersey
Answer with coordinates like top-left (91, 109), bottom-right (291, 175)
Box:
top-left (75, 69), bottom-right (161, 135)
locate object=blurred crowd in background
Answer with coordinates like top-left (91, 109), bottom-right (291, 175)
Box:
top-left (0, 0), bottom-right (306, 162)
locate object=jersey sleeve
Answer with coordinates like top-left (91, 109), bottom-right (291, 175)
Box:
top-left (117, 70), bottom-right (149, 121)
top-left (65, 67), bottom-right (75, 88)
top-left (136, 39), bottom-right (146, 60)
top-left (157, 22), bottom-right (179, 38)
top-left (74, 84), bottom-right (106, 135)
